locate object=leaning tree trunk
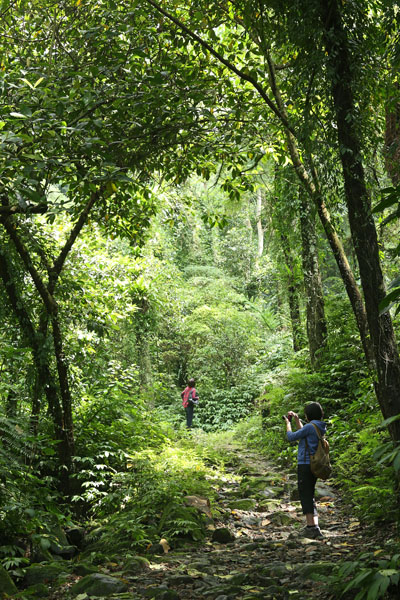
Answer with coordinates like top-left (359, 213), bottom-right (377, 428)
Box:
top-left (265, 56), bottom-right (375, 372)
top-left (0, 246), bottom-right (72, 484)
top-left (320, 0), bottom-right (400, 441)
top-left (51, 314), bottom-right (75, 476)
top-left (299, 189), bottom-right (327, 366)
top-left (137, 332), bottom-right (153, 395)
top-left (0, 188), bottom-right (102, 494)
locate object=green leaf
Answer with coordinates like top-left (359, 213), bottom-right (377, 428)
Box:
top-left (33, 77), bottom-right (44, 88)
top-left (10, 112), bottom-right (27, 118)
top-left (389, 274), bottom-right (400, 289)
top-left (393, 451), bottom-right (400, 472)
top-left (343, 569), bottom-right (372, 592)
top-left (372, 194), bottom-right (399, 213)
top-left (21, 78), bottom-right (35, 89)
top-left (366, 574), bottom-right (388, 600)
top-left (372, 185), bottom-right (400, 212)
top-left (379, 414), bottom-right (400, 428)
top-left (40, 537), bottom-right (51, 550)
top-left (378, 288), bottom-right (400, 314)
top-left (378, 569), bottom-right (399, 577)
top-left (43, 447), bottom-right (57, 456)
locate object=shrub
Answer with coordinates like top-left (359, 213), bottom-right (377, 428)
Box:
top-left (330, 546), bottom-right (400, 600)
top-left (196, 382), bottom-right (260, 431)
top-left (79, 443), bottom-right (221, 554)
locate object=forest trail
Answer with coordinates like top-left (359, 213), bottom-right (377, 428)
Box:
top-left (72, 440), bottom-right (380, 600)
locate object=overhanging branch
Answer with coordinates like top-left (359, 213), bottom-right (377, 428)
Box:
top-left (144, 0), bottom-right (295, 136)
top-left (0, 202), bottom-right (48, 216)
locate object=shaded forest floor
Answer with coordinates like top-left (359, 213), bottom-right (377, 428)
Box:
top-left (116, 446), bottom-right (390, 600)
top-left (44, 435), bottom-right (398, 600)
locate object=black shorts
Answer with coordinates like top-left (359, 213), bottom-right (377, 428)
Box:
top-left (297, 464), bottom-right (317, 515)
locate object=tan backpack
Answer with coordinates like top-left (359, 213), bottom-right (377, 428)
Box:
top-left (306, 423), bottom-right (332, 480)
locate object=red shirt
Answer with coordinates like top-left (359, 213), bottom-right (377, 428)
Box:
top-left (181, 386), bottom-right (197, 407)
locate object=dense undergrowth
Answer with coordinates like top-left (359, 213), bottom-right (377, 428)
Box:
top-left (1, 298), bottom-right (400, 600)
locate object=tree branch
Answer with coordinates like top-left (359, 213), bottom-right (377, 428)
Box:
top-left (144, 0), bottom-right (295, 135)
top-left (49, 186), bottom-right (104, 292)
top-left (0, 201), bottom-right (57, 314)
top-left (0, 202), bottom-right (48, 216)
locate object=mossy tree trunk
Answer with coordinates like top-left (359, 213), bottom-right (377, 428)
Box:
top-left (319, 0), bottom-right (400, 441)
top-left (385, 83), bottom-right (400, 185)
top-left (0, 189), bottom-right (102, 493)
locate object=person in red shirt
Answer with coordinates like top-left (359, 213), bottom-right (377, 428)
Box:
top-left (181, 378), bottom-right (199, 428)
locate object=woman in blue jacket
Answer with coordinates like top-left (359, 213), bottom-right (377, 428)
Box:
top-left (284, 402), bottom-right (327, 539)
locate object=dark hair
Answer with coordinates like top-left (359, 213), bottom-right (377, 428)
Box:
top-left (305, 402), bottom-right (323, 421)
top-left (188, 378), bottom-right (195, 387)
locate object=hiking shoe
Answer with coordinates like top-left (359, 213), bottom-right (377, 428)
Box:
top-left (301, 526), bottom-right (323, 539)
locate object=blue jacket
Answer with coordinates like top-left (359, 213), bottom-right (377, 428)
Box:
top-left (287, 420), bottom-right (327, 465)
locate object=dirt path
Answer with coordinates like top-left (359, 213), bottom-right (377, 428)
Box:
top-left (113, 445), bottom-right (375, 600)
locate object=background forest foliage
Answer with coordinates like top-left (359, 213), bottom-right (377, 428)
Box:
top-left (1, 0), bottom-right (400, 598)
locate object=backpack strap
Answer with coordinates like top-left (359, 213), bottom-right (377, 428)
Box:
top-left (310, 422), bottom-right (324, 439)
top-left (304, 423), bottom-right (323, 459)
top-left (187, 389), bottom-right (196, 404)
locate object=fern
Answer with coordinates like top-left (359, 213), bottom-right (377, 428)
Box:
top-left (0, 416), bottom-right (27, 465)
top-left (159, 504), bottom-right (205, 541)
top-left (0, 415), bottom-right (66, 566)
top-left (332, 552), bottom-right (400, 600)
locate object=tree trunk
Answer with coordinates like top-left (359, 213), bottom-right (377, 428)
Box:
top-left (320, 0), bottom-right (400, 441)
top-left (0, 189), bottom-right (102, 492)
top-left (279, 126), bottom-right (375, 371)
top-left (385, 83), bottom-right (400, 185)
top-left (136, 296), bottom-right (153, 397)
top-left (281, 234), bottom-right (303, 352)
top-left (263, 55), bottom-right (375, 371)
top-left (0, 245), bottom-right (73, 484)
top-left (6, 389), bottom-right (18, 418)
top-left (256, 188), bottom-right (264, 259)
top-left (299, 190), bottom-right (327, 366)
top-left (31, 372), bottom-right (41, 436)
top-left (30, 312), bottom-right (49, 435)
top-left (52, 314), bottom-right (75, 480)
top-left (137, 331), bottom-right (153, 395)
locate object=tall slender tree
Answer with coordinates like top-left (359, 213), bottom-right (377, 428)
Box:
top-left (298, 188), bottom-right (327, 366)
top-left (318, 0), bottom-right (400, 440)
